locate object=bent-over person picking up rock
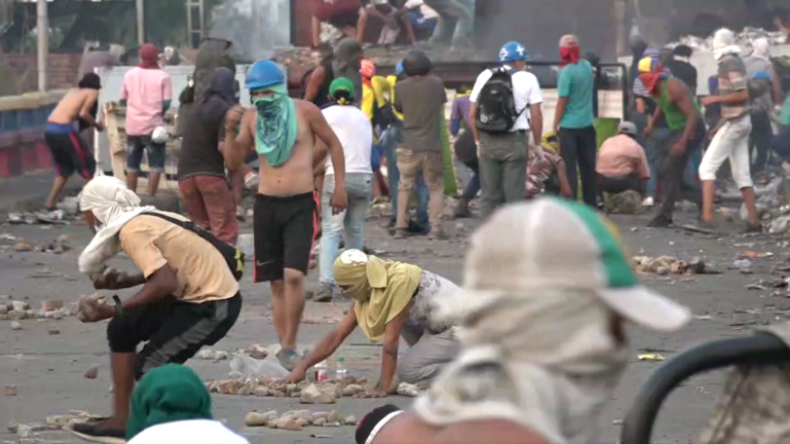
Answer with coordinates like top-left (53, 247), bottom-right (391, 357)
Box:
top-left (223, 60), bottom-right (348, 370)
top-left (71, 176), bottom-right (242, 442)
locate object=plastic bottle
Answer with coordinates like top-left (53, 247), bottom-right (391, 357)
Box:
top-left (335, 357), bottom-right (347, 379)
top-left (314, 360), bottom-right (329, 381)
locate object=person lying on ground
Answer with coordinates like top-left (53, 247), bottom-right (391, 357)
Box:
top-left (126, 364), bottom-right (248, 444)
top-left (596, 121), bottom-right (651, 200)
top-left (285, 249), bottom-right (462, 394)
top-left (356, 198), bottom-right (691, 444)
top-left (44, 73), bottom-right (103, 213)
top-left (526, 133), bottom-right (572, 200)
top-left (223, 59), bottom-right (347, 370)
top-left (71, 176), bottom-right (242, 442)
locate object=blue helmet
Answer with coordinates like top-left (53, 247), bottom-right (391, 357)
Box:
top-left (395, 60), bottom-right (405, 76)
top-left (753, 70), bottom-right (771, 82)
top-left (246, 59), bottom-right (284, 90)
top-left (499, 41), bottom-right (529, 63)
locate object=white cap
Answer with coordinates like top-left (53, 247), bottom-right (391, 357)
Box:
top-left (453, 198), bottom-right (692, 332)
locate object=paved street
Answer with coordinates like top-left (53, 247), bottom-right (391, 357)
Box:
top-left (0, 188), bottom-right (787, 443)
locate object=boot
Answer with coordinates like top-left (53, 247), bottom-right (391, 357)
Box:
top-left (453, 199), bottom-right (473, 219)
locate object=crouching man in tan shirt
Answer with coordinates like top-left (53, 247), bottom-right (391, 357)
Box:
top-left (71, 176), bottom-right (242, 443)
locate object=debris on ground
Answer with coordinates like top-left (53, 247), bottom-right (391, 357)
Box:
top-left (9, 411), bottom-right (104, 438)
top-left (637, 353), bottom-right (665, 362)
top-left (633, 256), bottom-right (720, 275)
top-left (244, 408), bottom-right (357, 430)
top-left (196, 349), bottom-right (230, 361)
top-left (606, 190), bottom-right (644, 215)
top-left (207, 377), bottom-right (368, 401)
top-left (84, 366), bottom-right (99, 379)
top-left (7, 210), bottom-right (71, 226)
top-left (0, 298), bottom-right (73, 322)
top-left (4, 384), bottom-right (17, 396)
top-left (396, 382), bottom-right (421, 397)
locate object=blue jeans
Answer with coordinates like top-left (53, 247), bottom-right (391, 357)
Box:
top-left (127, 134), bottom-right (166, 173)
top-left (425, 0), bottom-right (475, 44)
top-left (460, 160), bottom-right (480, 201)
top-left (382, 125), bottom-right (429, 225)
top-left (319, 173), bottom-right (373, 285)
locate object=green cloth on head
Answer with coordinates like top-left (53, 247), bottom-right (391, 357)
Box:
top-left (329, 77), bottom-right (355, 98)
top-left (126, 364), bottom-right (212, 440)
top-left (253, 83), bottom-right (298, 168)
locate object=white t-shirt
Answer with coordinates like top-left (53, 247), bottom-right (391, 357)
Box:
top-left (321, 104), bottom-right (374, 176)
top-left (404, 0), bottom-right (439, 19)
top-left (127, 419), bottom-right (249, 444)
top-left (469, 66), bottom-right (543, 132)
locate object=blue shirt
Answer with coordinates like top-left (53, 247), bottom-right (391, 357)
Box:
top-left (557, 59), bottom-right (595, 129)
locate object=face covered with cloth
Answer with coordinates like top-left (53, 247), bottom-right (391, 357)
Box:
top-left (245, 59), bottom-right (298, 168)
top-left (77, 176), bottom-right (155, 275)
top-left (359, 198), bottom-right (692, 444)
top-left (333, 249), bottom-right (422, 342)
top-left (126, 364), bottom-right (248, 444)
top-left (637, 56), bottom-right (670, 98)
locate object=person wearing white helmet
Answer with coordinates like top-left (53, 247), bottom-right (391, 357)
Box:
top-left (355, 197), bottom-right (691, 444)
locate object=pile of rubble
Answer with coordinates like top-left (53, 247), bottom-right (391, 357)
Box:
top-left (207, 377), bottom-right (421, 402)
top-left (8, 411), bottom-right (102, 438)
top-left (244, 409), bottom-right (356, 430)
top-left (0, 297), bottom-right (74, 323)
top-left (667, 27), bottom-right (786, 52)
top-left (633, 256), bottom-right (720, 276)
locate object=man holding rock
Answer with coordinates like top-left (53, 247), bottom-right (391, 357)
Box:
top-left (223, 60), bottom-right (348, 370)
top-left (71, 176), bottom-right (242, 442)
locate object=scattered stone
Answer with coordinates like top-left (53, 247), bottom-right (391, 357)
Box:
top-left (244, 410), bottom-right (278, 427)
top-left (311, 411), bottom-right (329, 422)
top-left (4, 384), bottom-right (17, 396)
top-left (397, 382), bottom-right (421, 397)
top-left (0, 305), bottom-right (6, 315)
top-left (84, 366), bottom-right (99, 379)
top-left (312, 417), bottom-right (326, 427)
top-left (10, 321), bottom-right (21, 330)
top-left (48, 327), bottom-right (60, 335)
top-left (740, 268), bottom-right (755, 275)
top-left (327, 411), bottom-right (342, 424)
top-left (343, 415), bottom-right (357, 426)
top-left (341, 384), bottom-right (363, 396)
top-left (14, 240), bottom-right (32, 252)
top-left (41, 300), bottom-right (63, 312)
top-left (11, 301), bottom-right (29, 312)
top-left (253, 386), bottom-right (270, 397)
top-left (197, 349), bottom-right (230, 360)
top-left (280, 419), bottom-right (303, 431)
top-left (656, 266), bottom-right (670, 276)
top-left (300, 383), bottom-right (322, 404)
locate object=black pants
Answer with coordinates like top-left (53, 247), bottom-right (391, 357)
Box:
top-left (598, 174), bottom-right (641, 195)
top-left (749, 111), bottom-right (773, 174)
top-left (559, 126), bottom-right (598, 207)
top-left (107, 293), bottom-right (242, 380)
top-left (656, 124), bottom-right (705, 221)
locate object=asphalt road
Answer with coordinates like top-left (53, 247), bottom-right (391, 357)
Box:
top-left (0, 204), bottom-right (787, 444)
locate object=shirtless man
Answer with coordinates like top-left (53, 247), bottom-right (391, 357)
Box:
top-left (44, 73), bottom-right (104, 211)
top-left (223, 60), bottom-right (348, 369)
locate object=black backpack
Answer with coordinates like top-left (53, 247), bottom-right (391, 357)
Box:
top-left (143, 212), bottom-right (245, 281)
top-left (475, 67), bottom-right (525, 134)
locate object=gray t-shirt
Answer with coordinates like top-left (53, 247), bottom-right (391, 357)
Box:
top-left (717, 54), bottom-right (749, 120)
top-left (745, 55), bottom-right (776, 113)
top-left (395, 75), bottom-right (447, 152)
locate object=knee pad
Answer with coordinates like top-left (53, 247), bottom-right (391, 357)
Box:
top-left (356, 404), bottom-right (403, 444)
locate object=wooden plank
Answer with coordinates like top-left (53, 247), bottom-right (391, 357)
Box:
top-left (103, 102), bottom-right (126, 182)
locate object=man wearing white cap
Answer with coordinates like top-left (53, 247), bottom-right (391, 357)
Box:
top-left (355, 197), bottom-right (691, 444)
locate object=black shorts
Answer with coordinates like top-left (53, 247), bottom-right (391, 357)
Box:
top-left (254, 192), bottom-right (317, 282)
top-left (45, 131), bottom-right (96, 179)
top-left (106, 293), bottom-right (241, 380)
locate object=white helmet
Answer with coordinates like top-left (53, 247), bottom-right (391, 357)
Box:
top-left (151, 126), bottom-right (169, 144)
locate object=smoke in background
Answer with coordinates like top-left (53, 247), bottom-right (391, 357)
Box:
top-left (209, 0), bottom-right (290, 62)
top-left (475, 0), bottom-right (617, 61)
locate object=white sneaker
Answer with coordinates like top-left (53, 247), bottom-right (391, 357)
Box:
top-left (642, 197), bottom-right (655, 207)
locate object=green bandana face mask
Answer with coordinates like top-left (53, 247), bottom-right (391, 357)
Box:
top-left (251, 83), bottom-right (298, 168)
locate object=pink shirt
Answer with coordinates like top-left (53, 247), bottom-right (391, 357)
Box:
top-left (596, 134), bottom-right (651, 179)
top-left (121, 67), bottom-right (172, 136)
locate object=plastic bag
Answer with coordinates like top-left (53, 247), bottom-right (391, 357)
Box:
top-left (229, 352), bottom-right (289, 380)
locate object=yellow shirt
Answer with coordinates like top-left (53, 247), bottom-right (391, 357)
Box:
top-left (119, 213), bottom-right (239, 303)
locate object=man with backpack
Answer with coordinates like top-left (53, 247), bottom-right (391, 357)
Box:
top-left (71, 176), bottom-right (243, 442)
top-left (469, 41), bottom-right (544, 216)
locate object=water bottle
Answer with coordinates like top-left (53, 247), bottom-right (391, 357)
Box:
top-left (335, 357), bottom-right (347, 379)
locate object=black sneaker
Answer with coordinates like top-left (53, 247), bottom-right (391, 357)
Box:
top-left (742, 223), bottom-right (763, 234)
top-left (407, 220), bottom-right (430, 235)
top-left (314, 284), bottom-right (334, 303)
top-left (70, 421), bottom-right (125, 444)
top-left (647, 215), bottom-right (673, 228)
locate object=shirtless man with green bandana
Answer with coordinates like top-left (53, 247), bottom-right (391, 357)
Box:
top-left (224, 60), bottom-right (348, 369)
